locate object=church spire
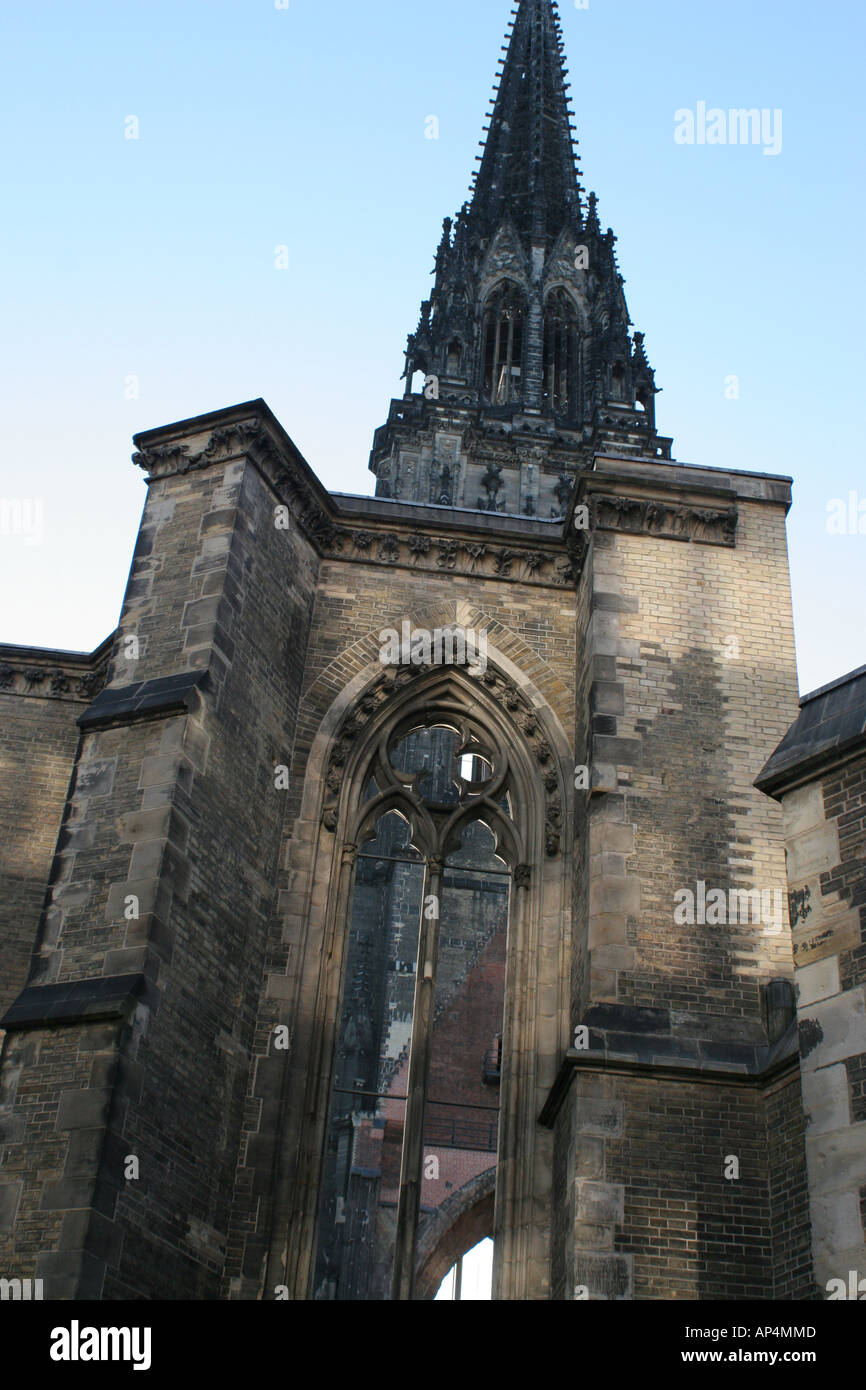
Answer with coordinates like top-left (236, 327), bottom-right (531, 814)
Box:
top-left (369, 0), bottom-right (673, 513)
top-left (469, 0), bottom-right (583, 244)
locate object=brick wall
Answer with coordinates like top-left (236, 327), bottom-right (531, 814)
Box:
top-left (0, 692), bottom-right (81, 1021)
top-left (555, 1067), bottom-right (814, 1301)
top-left (558, 468), bottom-right (812, 1300)
top-left (777, 746), bottom-right (866, 1294)
top-left (579, 493), bottom-right (799, 1015)
top-left (831, 755), bottom-right (866, 996)
top-left (765, 1072), bottom-right (816, 1298)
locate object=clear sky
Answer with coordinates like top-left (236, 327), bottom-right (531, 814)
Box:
top-left (0, 0), bottom-right (863, 695)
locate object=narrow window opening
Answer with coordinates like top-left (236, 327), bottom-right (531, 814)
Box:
top-left (543, 289), bottom-right (581, 418)
top-left (313, 724), bottom-right (515, 1300)
top-left (482, 282), bottom-right (525, 405)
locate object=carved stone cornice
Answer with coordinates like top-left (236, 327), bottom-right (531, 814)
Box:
top-left (134, 420), bottom-right (342, 554)
top-left (132, 415), bottom-right (592, 583)
top-left (587, 493), bottom-right (738, 548)
top-left (132, 420), bottom-right (263, 479)
top-left (0, 644), bottom-right (111, 703)
top-left (325, 525), bottom-right (584, 588)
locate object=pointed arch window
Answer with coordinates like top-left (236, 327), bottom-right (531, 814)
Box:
top-left (313, 699), bottom-right (530, 1302)
top-left (543, 289), bottom-right (581, 418)
top-left (481, 282), bottom-right (525, 405)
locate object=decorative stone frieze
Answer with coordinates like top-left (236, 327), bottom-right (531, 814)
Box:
top-left (589, 493), bottom-right (738, 547)
top-left (0, 647), bottom-right (111, 702)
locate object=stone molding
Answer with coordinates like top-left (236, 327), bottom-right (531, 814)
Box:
top-left (77, 671), bottom-right (208, 732)
top-left (135, 416), bottom-right (587, 587)
top-left (539, 1021), bottom-right (801, 1129)
top-left (0, 639), bottom-right (112, 703)
top-left (0, 973), bottom-right (153, 1033)
top-left (327, 525), bottom-right (586, 587)
top-left (133, 412), bottom-right (743, 596)
top-left (587, 493), bottom-right (738, 548)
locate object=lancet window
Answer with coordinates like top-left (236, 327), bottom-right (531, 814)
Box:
top-left (482, 282), bottom-right (525, 405)
top-left (313, 708), bottom-right (526, 1301)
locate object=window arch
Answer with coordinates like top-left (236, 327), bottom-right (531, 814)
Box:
top-left (543, 289), bottom-right (581, 418)
top-left (276, 654), bottom-right (572, 1304)
top-left (481, 281), bottom-right (525, 405)
top-left (313, 707), bottom-right (524, 1302)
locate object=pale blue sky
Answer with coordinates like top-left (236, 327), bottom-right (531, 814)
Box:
top-left (0, 0), bottom-right (863, 694)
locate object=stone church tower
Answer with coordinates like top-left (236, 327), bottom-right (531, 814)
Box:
top-left (0, 0), bottom-right (832, 1301)
top-left (370, 0), bottom-right (672, 519)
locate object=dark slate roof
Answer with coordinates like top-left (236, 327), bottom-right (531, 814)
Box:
top-left (755, 664), bottom-right (866, 798)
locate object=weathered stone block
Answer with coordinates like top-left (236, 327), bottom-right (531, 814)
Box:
top-left (56, 1087), bottom-right (112, 1132)
top-left (0, 1180), bottom-right (22, 1233)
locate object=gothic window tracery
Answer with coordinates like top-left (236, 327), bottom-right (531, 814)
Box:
top-left (313, 701), bottom-right (532, 1301)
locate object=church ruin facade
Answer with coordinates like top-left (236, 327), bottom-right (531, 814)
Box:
top-left (1, 0), bottom-right (863, 1301)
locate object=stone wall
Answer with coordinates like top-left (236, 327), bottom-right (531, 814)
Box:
top-left (0, 398), bottom-right (816, 1301)
top-left (757, 675), bottom-right (866, 1298)
top-left (0, 642), bottom-right (111, 1028)
top-left (0, 406), bottom-right (319, 1297)
top-left (548, 455), bottom-right (815, 1299)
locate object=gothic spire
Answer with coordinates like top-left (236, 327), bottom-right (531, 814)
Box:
top-left (368, 0), bottom-right (674, 510)
top-left (468, 0), bottom-right (583, 244)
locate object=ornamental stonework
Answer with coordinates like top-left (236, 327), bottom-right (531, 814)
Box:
top-left (320, 659), bottom-right (564, 857)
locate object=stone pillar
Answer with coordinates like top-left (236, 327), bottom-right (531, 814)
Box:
top-left (0, 401), bottom-right (319, 1299)
top-left (551, 455), bottom-right (811, 1300)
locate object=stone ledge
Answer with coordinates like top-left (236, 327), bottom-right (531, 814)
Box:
top-left (538, 1021), bottom-right (801, 1128)
top-left (77, 672), bottom-right (208, 731)
top-left (0, 973), bottom-right (154, 1032)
